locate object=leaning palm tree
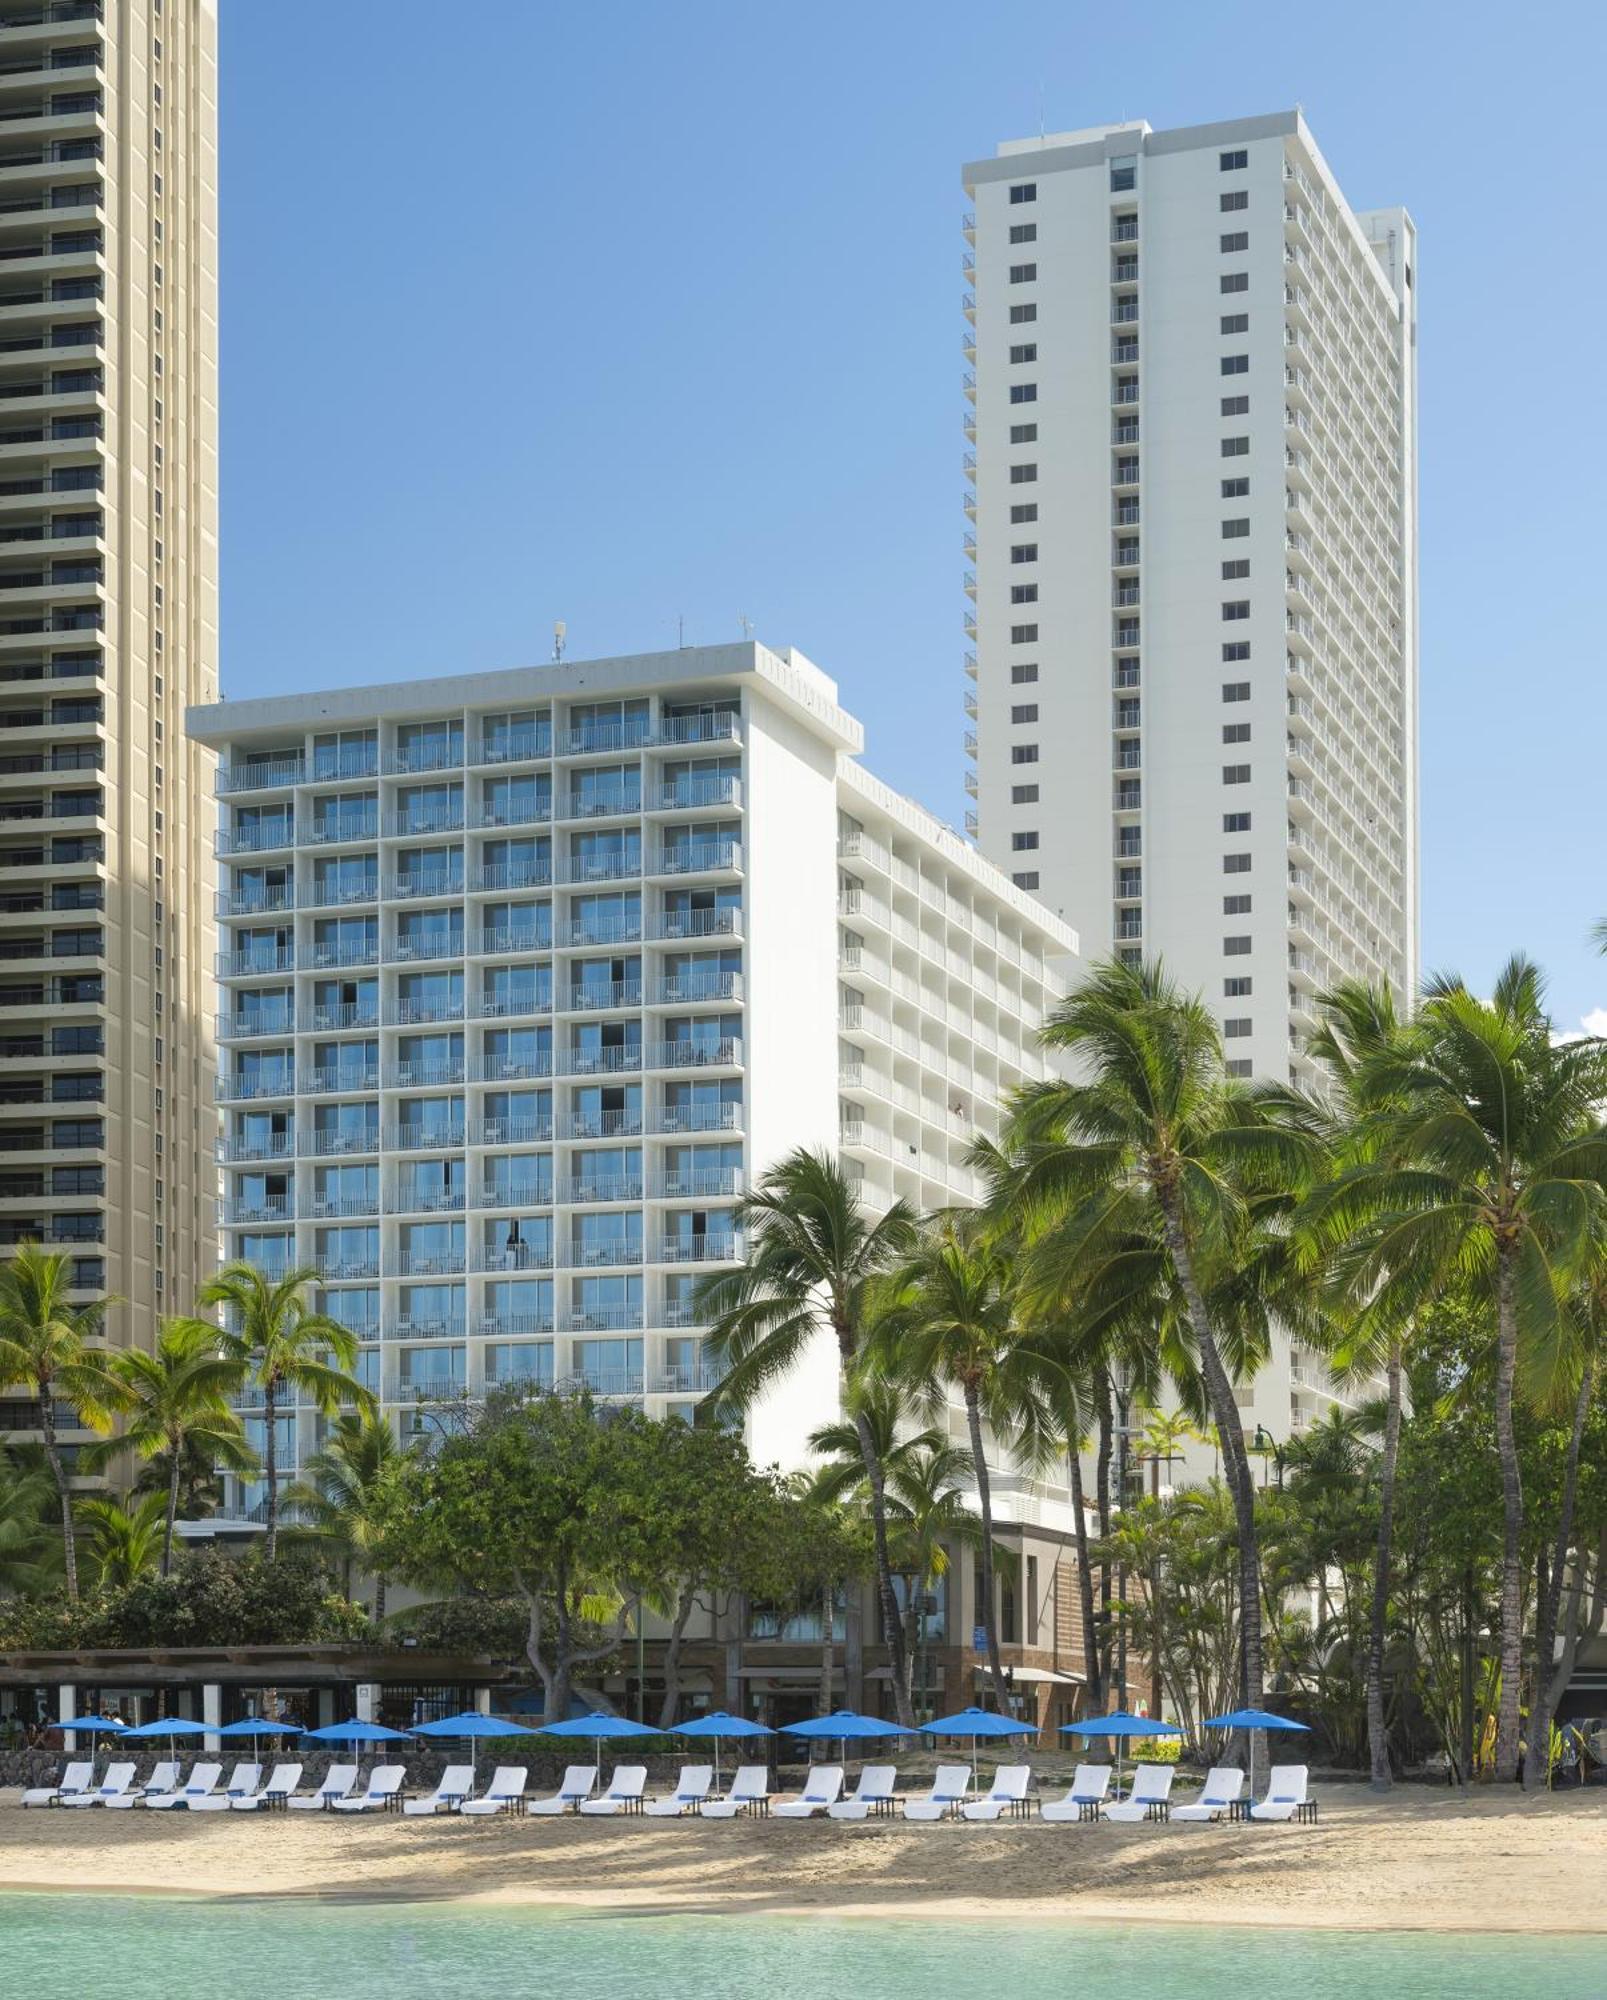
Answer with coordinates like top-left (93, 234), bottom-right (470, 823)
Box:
top-left (75, 1490), bottom-right (167, 1590)
top-left (0, 1244), bottom-right (127, 1600)
top-left (870, 1211), bottom-right (1056, 1710)
top-left (988, 957), bottom-right (1321, 1720)
top-left (170, 1262), bottom-right (370, 1561)
top-left (284, 1407), bottom-right (410, 1619)
top-left (1298, 957), bottom-right (1607, 1783)
top-left (697, 1148), bottom-right (920, 1723)
top-left (79, 1321), bottom-right (258, 1576)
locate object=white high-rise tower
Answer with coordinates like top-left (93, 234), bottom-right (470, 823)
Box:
top-left (963, 111), bottom-right (1417, 1436)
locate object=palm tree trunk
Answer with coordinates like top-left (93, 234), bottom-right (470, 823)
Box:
top-left (963, 1381), bottom-right (1010, 1710)
top-left (162, 1438), bottom-right (182, 1578)
top-left (1065, 1423), bottom-right (1103, 1705)
top-left (262, 1376), bottom-right (279, 1563)
top-left (1094, 1370), bottom-right (1114, 1692)
top-left (1492, 1249), bottom-right (1524, 1783)
top-left (1523, 1354), bottom-right (1593, 1792)
top-left (373, 1572), bottom-right (387, 1623)
top-left (851, 1398), bottom-right (913, 1726)
top-left (1366, 1340), bottom-right (1402, 1791)
top-left (1156, 1198), bottom-right (1264, 1724)
top-left (39, 1403), bottom-right (78, 1602)
top-left (818, 1581), bottom-right (836, 1718)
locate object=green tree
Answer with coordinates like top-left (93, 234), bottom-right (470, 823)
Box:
top-left (79, 1321), bottom-right (257, 1576)
top-left (283, 1407), bottom-right (410, 1619)
top-left (697, 1147), bottom-right (920, 1724)
top-left (992, 958), bottom-right (1318, 1720)
top-left (171, 1262), bottom-right (370, 1561)
top-left (0, 1244), bottom-right (128, 1600)
top-left (1299, 958), bottom-right (1607, 1781)
top-left (872, 1211), bottom-right (1054, 1710)
top-left (74, 1491), bottom-right (168, 1590)
top-left (0, 1439), bottom-right (59, 1596)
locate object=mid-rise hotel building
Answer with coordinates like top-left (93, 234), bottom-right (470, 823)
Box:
top-left (188, 642), bottom-right (1076, 1499)
top-left (962, 111), bottom-right (1417, 1438)
top-left (0, 3), bottom-right (218, 1361)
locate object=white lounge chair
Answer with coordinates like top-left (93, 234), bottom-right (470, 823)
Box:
top-left (1171, 1765), bottom-right (1245, 1822)
top-left (642, 1764), bottom-right (714, 1817)
top-left (524, 1763), bottom-right (596, 1816)
top-left (22, 1759), bottom-right (94, 1808)
top-left (328, 1764), bottom-right (406, 1813)
top-left (187, 1762), bottom-right (263, 1811)
top-left (143, 1761), bottom-right (222, 1811)
top-left (698, 1763), bottom-right (771, 1819)
top-left (960, 1762), bottom-right (1034, 1822)
top-left (100, 1760), bottom-right (180, 1810)
top-left (229, 1763), bottom-right (304, 1811)
top-left (826, 1764), bottom-right (900, 1821)
top-left (577, 1764), bottom-right (648, 1816)
top-left (458, 1765), bottom-right (530, 1817)
top-left (902, 1763), bottom-right (973, 1821)
top-left (1250, 1763), bottom-right (1314, 1823)
top-left (286, 1762), bottom-right (358, 1810)
top-left (772, 1763), bottom-right (844, 1818)
top-left (402, 1763), bottom-right (476, 1816)
top-left (1041, 1763), bottom-right (1112, 1822)
top-left (1105, 1764), bottom-right (1175, 1823)
top-left (58, 1761), bottom-right (138, 1808)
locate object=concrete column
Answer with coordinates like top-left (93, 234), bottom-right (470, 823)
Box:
top-left (474, 1687), bottom-right (492, 1716)
top-left (355, 1682), bottom-right (377, 1723)
top-left (57, 1683), bottom-right (77, 1753)
top-left (202, 1683), bottom-right (222, 1754)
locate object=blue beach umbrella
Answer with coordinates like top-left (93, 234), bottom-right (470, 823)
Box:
top-left (920, 1705), bottom-right (1036, 1782)
top-left (539, 1709), bottom-right (661, 1772)
top-left (1063, 1709), bottom-right (1182, 1787)
top-left (217, 1717), bottom-right (307, 1739)
top-left (121, 1715), bottom-right (208, 1775)
top-left (306, 1717), bottom-right (415, 1777)
top-left (1203, 1706), bottom-right (1310, 1800)
top-left (783, 1708), bottom-right (905, 1770)
top-left (675, 1710), bottom-right (774, 1786)
top-left (58, 1715), bottom-right (126, 1777)
top-left (413, 1711), bottom-right (540, 1788)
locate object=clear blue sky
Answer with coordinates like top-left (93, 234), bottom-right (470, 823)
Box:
top-left (220, 0), bottom-right (1607, 1031)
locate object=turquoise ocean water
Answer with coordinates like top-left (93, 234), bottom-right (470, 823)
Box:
top-left (0, 1895), bottom-right (1600, 1999)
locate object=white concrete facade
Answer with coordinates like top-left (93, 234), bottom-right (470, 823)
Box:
top-left (187, 642), bottom-right (1077, 1494)
top-left (963, 111), bottom-right (1417, 1439)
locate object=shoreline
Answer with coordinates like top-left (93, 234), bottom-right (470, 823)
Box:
top-left (2, 1783), bottom-right (1603, 1936)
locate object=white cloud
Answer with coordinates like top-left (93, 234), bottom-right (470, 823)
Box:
top-left (1557, 1007), bottom-right (1607, 1044)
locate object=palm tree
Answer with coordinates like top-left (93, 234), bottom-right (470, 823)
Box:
top-left (74, 1491), bottom-right (167, 1589)
top-left (1298, 958), bottom-right (1607, 1782)
top-left (0, 1244), bottom-right (127, 1600)
top-left (697, 1147), bottom-right (920, 1723)
top-left (79, 1322), bottom-right (257, 1576)
top-left (1299, 976), bottom-right (1415, 1791)
top-left (170, 1262), bottom-right (370, 1561)
top-left (990, 958), bottom-right (1320, 1721)
top-left (872, 1211), bottom-right (1055, 1709)
top-left (284, 1408), bottom-right (409, 1618)
top-left (0, 1439), bottom-right (59, 1596)
top-left (808, 1384), bottom-right (982, 1718)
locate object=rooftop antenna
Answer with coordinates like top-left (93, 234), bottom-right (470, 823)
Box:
top-left (552, 620), bottom-right (566, 664)
top-left (1038, 77), bottom-right (1045, 141)
top-left (678, 614), bottom-right (686, 649)
top-left (738, 614), bottom-right (753, 641)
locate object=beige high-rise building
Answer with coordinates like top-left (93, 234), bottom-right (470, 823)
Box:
top-left (0, 1), bottom-right (218, 1395)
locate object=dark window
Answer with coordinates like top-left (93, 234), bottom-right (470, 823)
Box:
top-left (1222, 600), bottom-right (1250, 620)
top-left (1220, 230), bottom-right (1249, 253)
top-left (1221, 395), bottom-right (1249, 416)
top-left (1220, 149), bottom-right (1248, 170)
top-left (1009, 183), bottom-right (1037, 204)
top-left (1010, 503), bottom-right (1038, 523)
top-left (1010, 462), bottom-right (1037, 483)
top-left (1109, 160), bottom-right (1136, 192)
top-left (1221, 476), bottom-right (1249, 498)
top-left (1011, 543), bottom-right (1037, 563)
top-left (1223, 641), bottom-right (1251, 661)
top-left (1223, 721), bottom-right (1250, 743)
top-left (1222, 682), bottom-right (1251, 702)
top-left (1222, 517), bottom-right (1250, 537)
top-left (1009, 263), bottom-right (1037, 283)
top-left (1224, 894), bottom-right (1252, 914)
top-left (1012, 871), bottom-right (1039, 889)
top-left (1009, 303), bottom-right (1037, 324)
top-left (1011, 784), bottom-right (1038, 803)
top-left (1011, 704), bottom-right (1039, 724)
top-left (1221, 272), bottom-right (1248, 294)
top-left (1223, 764), bottom-right (1251, 784)
top-left (1009, 222), bottom-right (1036, 244)
top-left (1011, 745), bottom-right (1039, 765)
top-left (1224, 853), bottom-right (1252, 872)
top-left (1221, 436), bottom-right (1249, 457)
top-left (1224, 934), bottom-right (1252, 955)
top-left (1009, 423), bottom-right (1037, 444)
top-left (1223, 811), bottom-right (1251, 831)
top-left (1010, 343), bottom-right (1037, 363)
top-left (1010, 663), bottom-right (1039, 683)
top-left (1009, 383), bottom-right (1037, 404)
top-left (1225, 976), bottom-right (1252, 996)
top-left (1222, 558), bottom-right (1250, 579)
top-left (1010, 584), bottom-right (1038, 603)
top-left (1221, 190), bottom-right (1248, 212)
top-left (1221, 312), bottom-right (1249, 333)
top-left (1010, 623), bottom-right (1038, 643)
top-left (1224, 1017), bottom-right (1252, 1036)
top-left (1011, 830), bottom-right (1039, 851)
top-left (1222, 354), bottom-right (1249, 375)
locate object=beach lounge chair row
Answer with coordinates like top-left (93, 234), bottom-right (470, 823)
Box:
top-left (13, 1757), bottom-right (1316, 1825)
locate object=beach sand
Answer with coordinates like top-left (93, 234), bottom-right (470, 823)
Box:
top-left (0, 1782), bottom-right (1602, 1931)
